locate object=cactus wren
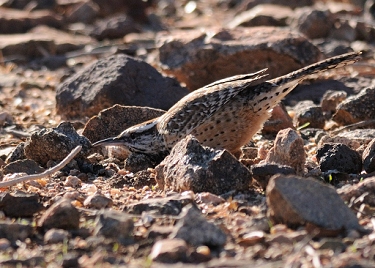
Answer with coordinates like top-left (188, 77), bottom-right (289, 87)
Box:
top-left (93, 52), bottom-right (361, 157)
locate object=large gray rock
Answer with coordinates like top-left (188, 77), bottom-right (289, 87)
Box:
top-left (157, 26), bottom-right (321, 90)
top-left (267, 175), bottom-right (362, 232)
top-left (155, 135), bottom-right (252, 194)
top-left (56, 54), bottom-right (188, 119)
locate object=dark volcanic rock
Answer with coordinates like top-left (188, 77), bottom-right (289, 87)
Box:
top-left (316, 143), bottom-right (362, 174)
top-left (293, 102), bottom-right (325, 129)
top-left (157, 26), bottom-right (321, 90)
top-left (24, 122), bottom-right (91, 167)
top-left (56, 54), bottom-right (188, 119)
top-left (0, 222), bottom-right (33, 242)
top-left (363, 138), bottom-right (375, 173)
top-left (2, 159), bottom-right (44, 175)
top-left (155, 135), bottom-right (252, 194)
top-left (267, 175), bottom-right (362, 232)
top-left (90, 15), bottom-right (141, 40)
top-left (124, 193), bottom-right (194, 216)
top-left (251, 163), bottom-right (295, 190)
top-left (0, 192), bottom-right (43, 218)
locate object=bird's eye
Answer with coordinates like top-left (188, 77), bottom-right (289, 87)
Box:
top-left (130, 133), bottom-right (136, 139)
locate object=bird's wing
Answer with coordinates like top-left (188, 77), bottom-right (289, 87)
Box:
top-left (157, 69), bottom-right (268, 135)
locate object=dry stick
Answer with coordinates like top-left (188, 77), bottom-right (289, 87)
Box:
top-left (330, 119), bottom-right (375, 135)
top-left (0, 145), bottom-right (82, 188)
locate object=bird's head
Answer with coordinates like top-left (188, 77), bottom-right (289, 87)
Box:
top-left (92, 119), bottom-right (167, 156)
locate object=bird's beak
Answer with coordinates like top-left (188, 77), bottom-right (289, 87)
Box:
top-left (92, 137), bottom-right (124, 147)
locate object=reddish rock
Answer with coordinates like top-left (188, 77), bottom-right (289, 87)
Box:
top-left (333, 87), bottom-right (375, 126)
top-left (38, 198), bottom-right (80, 231)
top-left (293, 9), bottom-right (334, 39)
top-left (265, 128), bottom-right (306, 174)
top-left (262, 104), bottom-right (294, 135)
top-left (157, 27), bottom-right (321, 90)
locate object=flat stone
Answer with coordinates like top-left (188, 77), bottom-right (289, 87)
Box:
top-left (124, 193), bottom-right (194, 216)
top-left (157, 26), bottom-right (320, 90)
top-left (321, 90), bottom-right (347, 114)
top-left (82, 105), bottom-right (165, 143)
top-left (0, 222), bottom-right (33, 242)
top-left (0, 33), bottom-right (55, 58)
top-left (29, 25), bottom-right (94, 54)
top-left (5, 143), bottom-right (26, 163)
top-left (64, 1), bottom-right (99, 24)
top-left (155, 135), bottom-right (252, 194)
top-left (266, 175), bottom-right (362, 232)
top-left (0, 7), bottom-right (61, 34)
top-left (56, 54), bottom-right (188, 119)
top-left (251, 162), bottom-right (295, 190)
top-left (90, 14), bottom-right (141, 40)
top-left (2, 159), bottom-right (45, 175)
top-left (228, 4), bottom-right (292, 28)
top-left (0, 192), bottom-right (43, 218)
top-left (336, 129), bottom-right (375, 145)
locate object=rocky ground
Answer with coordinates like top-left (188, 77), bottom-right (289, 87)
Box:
top-left (1, 0), bottom-right (375, 267)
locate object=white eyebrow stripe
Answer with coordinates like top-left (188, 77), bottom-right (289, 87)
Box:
top-left (127, 121), bottom-right (157, 133)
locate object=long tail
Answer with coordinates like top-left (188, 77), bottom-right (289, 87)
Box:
top-left (270, 51), bottom-right (361, 87)
top-left (251, 52), bottom-right (361, 112)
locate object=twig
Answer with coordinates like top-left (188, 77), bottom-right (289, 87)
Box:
top-left (0, 146), bottom-right (82, 188)
top-left (330, 119), bottom-right (375, 135)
